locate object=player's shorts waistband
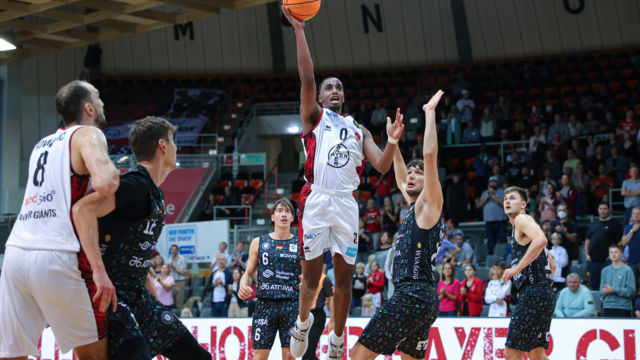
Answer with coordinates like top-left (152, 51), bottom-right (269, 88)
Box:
top-left (309, 183), bottom-right (353, 196)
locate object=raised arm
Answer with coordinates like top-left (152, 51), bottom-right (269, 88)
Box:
top-left (393, 146), bottom-right (410, 203)
top-left (238, 237), bottom-right (259, 300)
top-left (502, 214), bottom-right (548, 283)
top-left (282, 7), bottom-right (322, 135)
top-left (362, 108), bottom-right (404, 174)
top-left (71, 191), bottom-right (117, 312)
top-left (71, 126), bottom-right (119, 196)
top-left (417, 91), bottom-right (444, 227)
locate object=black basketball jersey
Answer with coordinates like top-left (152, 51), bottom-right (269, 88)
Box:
top-left (392, 204), bottom-right (443, 286)
top-left (510, 228), bottom-right (553, 289)
top-left (256, 234), bottom-right (301, 300)
top-left (99, 165), bottom-right (165, 290)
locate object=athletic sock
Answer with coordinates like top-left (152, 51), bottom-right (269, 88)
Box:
top-left (296, 315), bottom-right (310, 330)
top-left (330, 331), bottom-right (344, 346)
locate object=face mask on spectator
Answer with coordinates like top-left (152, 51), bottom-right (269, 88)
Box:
top-left (557, 211), bottom-right (567, 219)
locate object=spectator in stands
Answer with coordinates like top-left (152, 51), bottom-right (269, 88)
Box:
top-left (601, 244), bottom-right (636, 317)
top-left (436, 232), bottom-right (459, 274)
top-left (150, 252), bottom-right (163, 274)
top-left (200, 193), bottom-right (216, 221)
top-left (228, 241), bottom-right (248, 271)
top-left (599, 111), bottom-right (617, 134)
top-left (456, 89), bottom-right (475, 124)
top-left (604, 132), bottom-right (621, 160)
top-left (291, 170), bottom-right (306, 193)
top-left (528, 126), bottom-right (546, 153)
top-left (227, 268), bottom-right (248, 317)
top-left (617, 110), bottom-right (638, 140)
top-left (374, 232), bottom-right (393, 271)
top-left (364, 198), bottom-right (382, 249)
top-left (514, 166), bottom-right (537, 194)
top-left (480, 107), bottom-right (497, 142)
top-left (549, 233), bottom-right (569, 291)
top-left (539, 183), bottom-right (559, 223)
top-left (366, 260), bottom-right (385, 309)
top-left (476, 176), bottom-right (507, 255)
top-left (606, 146), bottom-right (630, 185)
top-left (210, 241), bottom-right (230, 273)
top-left (473, 144), bottom-right (492, 185)
top-left (635, 297), bottom-right (640, 318)
top-left (357, 217), bottom-right (372, 264)
top-left (573, 163), bottom-right (591, 216)
top-left (374, 173), bottom-right (393, 209)
top-left (619, 206), bottom-right (640, 282)
top-left (452, 232), bottom-right (476, 267)
top-left (485, 264), bottom-right (511, 317)
top-left (451, 71), bottom-right (469, 96)
top-left (462, 121), bottom-right (480, 144)
top-left (591, 164), bottom-right (615, 203)
top-left (621, 132), bottom-right (636, 159)
top-left (548, 114), bottom-right (570, 143)
top-left (380, 197), bottom-right (397, 234)
top-left (369, 101), bottom-right (387, 133)
top-left (585, 202), bottom-right (622, 290)
top-left (568, 115), bottom-right (584, 138)
top-left (460, 264), bottom-right (483, 316)
top-left (553, 273), bottom-right (597, 318)
top-left (553, 202), bottom-right (578, 259)
top-left (153, 264), bottom-right (175, 307)
top-left (361, 294), bottom-right (375, 317)
top-left (563, 149), bottom-right (580, 174)
top-left (352, 262), bottom-right (367, 309)
top-left (438, 263), bottom-right (460, 317)
top-left (621, 164), bottom-right (640, 224)
top-left (445, 172), bottom-right (468, 225)
top-left (585, 134), bottom-right (597, 158)
top-left (384, 233), bottom-right (397, 299)
top-left (542, 150), bottom-right (563, 182)
top-left (168, 244), bottom-right (188, 310)
top-left (218, 186), bottom-right (240, 219)
top-left (493, 95), bottom-right (511, 126)
top-left (540, 169), bottom-right (557, 196)
top-left (354, 103), bottom-right (370, 126)
top-left (210, 253), bottom-right (230, 317)
top-left (180, 308), bottom-right (193, 318)
top-left (354, 189), bottom-right (368, 216)
top-left (559, 174), bottom-right (578, 218)
top-left (489, 164), bottom-right (506, 189)
top-left (446, 105), bottom-right (462, 145)
top-left (303, 272), bottom-right (334, 360)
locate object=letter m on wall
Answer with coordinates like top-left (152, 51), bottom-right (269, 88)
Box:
top-left (361, 4), bottom-right (383, 33)
top-left (174, 22), bottom-right (195, 40)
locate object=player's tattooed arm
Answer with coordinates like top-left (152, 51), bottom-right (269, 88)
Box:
top-left (72, 191), bottom-right (118, 312)
top-left (283, 6), bottom-right (321, 134)
top-left (238, 236), bottom-right (260, 300)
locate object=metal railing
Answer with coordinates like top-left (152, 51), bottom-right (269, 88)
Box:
top-left (174, 133), bottom-right (219, 155)
top-left (609, 188), bottom-right (624, 215)
top-left (212, 205), bottom-right (253, 225)
top-left (110, 154), bottom-right (217, 169)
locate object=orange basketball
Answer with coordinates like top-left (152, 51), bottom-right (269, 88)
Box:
top-left (283, 0), bottom-right (321, 21)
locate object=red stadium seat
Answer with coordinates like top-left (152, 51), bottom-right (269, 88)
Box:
top-left (446, 158), bottom-right (460, 170)
top-left (249, 179), bottom-right (263, 191)
top-left (242, 194), bottom-right (254, 205)
top-left (234, 179), bottom-right (248, 188)
top-left (464, 158), bottom-right (475, 169)
top-left (219, 180), bottom-right (230, 188)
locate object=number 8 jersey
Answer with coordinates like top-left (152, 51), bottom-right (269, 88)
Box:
top-left (7, 125), bottom-right (86, 252)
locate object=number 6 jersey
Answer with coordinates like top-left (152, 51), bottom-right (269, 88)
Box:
top-left (7, 125), bottom-right (87, 252)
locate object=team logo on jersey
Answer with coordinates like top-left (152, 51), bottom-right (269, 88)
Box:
top-left (289, 244), bottom-right (298, 253)
top-left (328, 144), bottom-right (350, 168)
top-left (139, 241), bottom-right (152, 250)
top-left (325, 125), bottom-right (332, 132)
top-left (262, 242), bottom-right (270, 250)
top-left (263, 269), bottom-right (274, 278)
top-left (160, 311), bottom-right (175, 325)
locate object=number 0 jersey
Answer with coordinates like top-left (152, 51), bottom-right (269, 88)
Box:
top-left (301, 109), bottom-right (365, 191)
top-left (7, 125), bottom-right (86, 252)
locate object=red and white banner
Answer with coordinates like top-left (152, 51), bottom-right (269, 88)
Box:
top-left (31, 317), bottom-right (639, 359)
top-left (160, 168), bottom-right (206, 224)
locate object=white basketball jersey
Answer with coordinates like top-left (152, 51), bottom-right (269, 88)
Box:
top-left (7, 125), bottom-right (85, 252)
top-left (301, 109), bottom-right (365, 191)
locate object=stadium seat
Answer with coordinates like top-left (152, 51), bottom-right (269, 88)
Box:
top-left (200, 307), bottom-right (212, 318)
top-left (591, 291), bottom-right (602, 313)
top-left (493, 243), bottom-right (507, 258)
top-left (476, 266), bottom-right (489, 280)
top-left (360, 191), bottom-right (371, 201)
top-left (191, 276), bottom-right (204, 289)
top-left (485, 254), bottom-right (501, 267)
top-left (570, 263), bottom-right (587, 281)
top-left (481, 305), bottom-right (489, 317)
top-left (454, 266), bottom-right (466, 281)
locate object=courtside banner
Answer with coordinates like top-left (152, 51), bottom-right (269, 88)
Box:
top-left (31, 317), bottom-right (639, 359)
top-left (156, 220), bottom-right (228, 264)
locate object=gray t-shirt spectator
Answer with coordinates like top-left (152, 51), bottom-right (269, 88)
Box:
top-left (622, 178), bottom-right (640, 209)
top-left (454, 242), bottom-right (477, 266)
top-left (481, 188), bottom-right (507, 222)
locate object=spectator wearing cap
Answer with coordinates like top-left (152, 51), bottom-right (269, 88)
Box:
top-left (476, 176), bottom-right (507, 255)
top-left (456, 90), bottom-right (475, 124)
top-left (621, 164), bottom-right (640, 224)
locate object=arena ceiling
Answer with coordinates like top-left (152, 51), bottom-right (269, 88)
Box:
top-left (0, 0), bottom-right (275, 64)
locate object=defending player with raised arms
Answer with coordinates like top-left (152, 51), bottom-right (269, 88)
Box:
top-left (351, 91), bottom-right (445, 360)
top-left (238, 198), bottom-right (301, 360)
top-left (72, 117), bottom-right (211, 360)
top-left (0, 80), bottom-right (119, 360)
top-left (282, 6), bottom-right (404, 359)
top-left (501, 186), bottom-right (555, 360)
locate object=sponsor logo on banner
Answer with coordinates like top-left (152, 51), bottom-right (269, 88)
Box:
top-left (31, 318), bottom-right (640, 360)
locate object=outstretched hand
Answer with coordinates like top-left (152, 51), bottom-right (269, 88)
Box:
top-left (423, 90), bottom-right (445, 112)
top-left (282, 6), bottom-right (305, 30)
top-left (386, 107), bottom-right (405, 140)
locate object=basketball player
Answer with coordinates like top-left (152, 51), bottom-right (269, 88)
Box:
top-left (351, 91), bottom-right (444, 360)
top-left (501, 186), bottom-right (555, 360)
top-left (282, 7), bottom-right (405, 358)
top-left (72, 117), bottom-right (211, 360)
top-left (0, 80), bottom-right (119, 360)
top-left (238, 198), bottom-right (300, 360)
